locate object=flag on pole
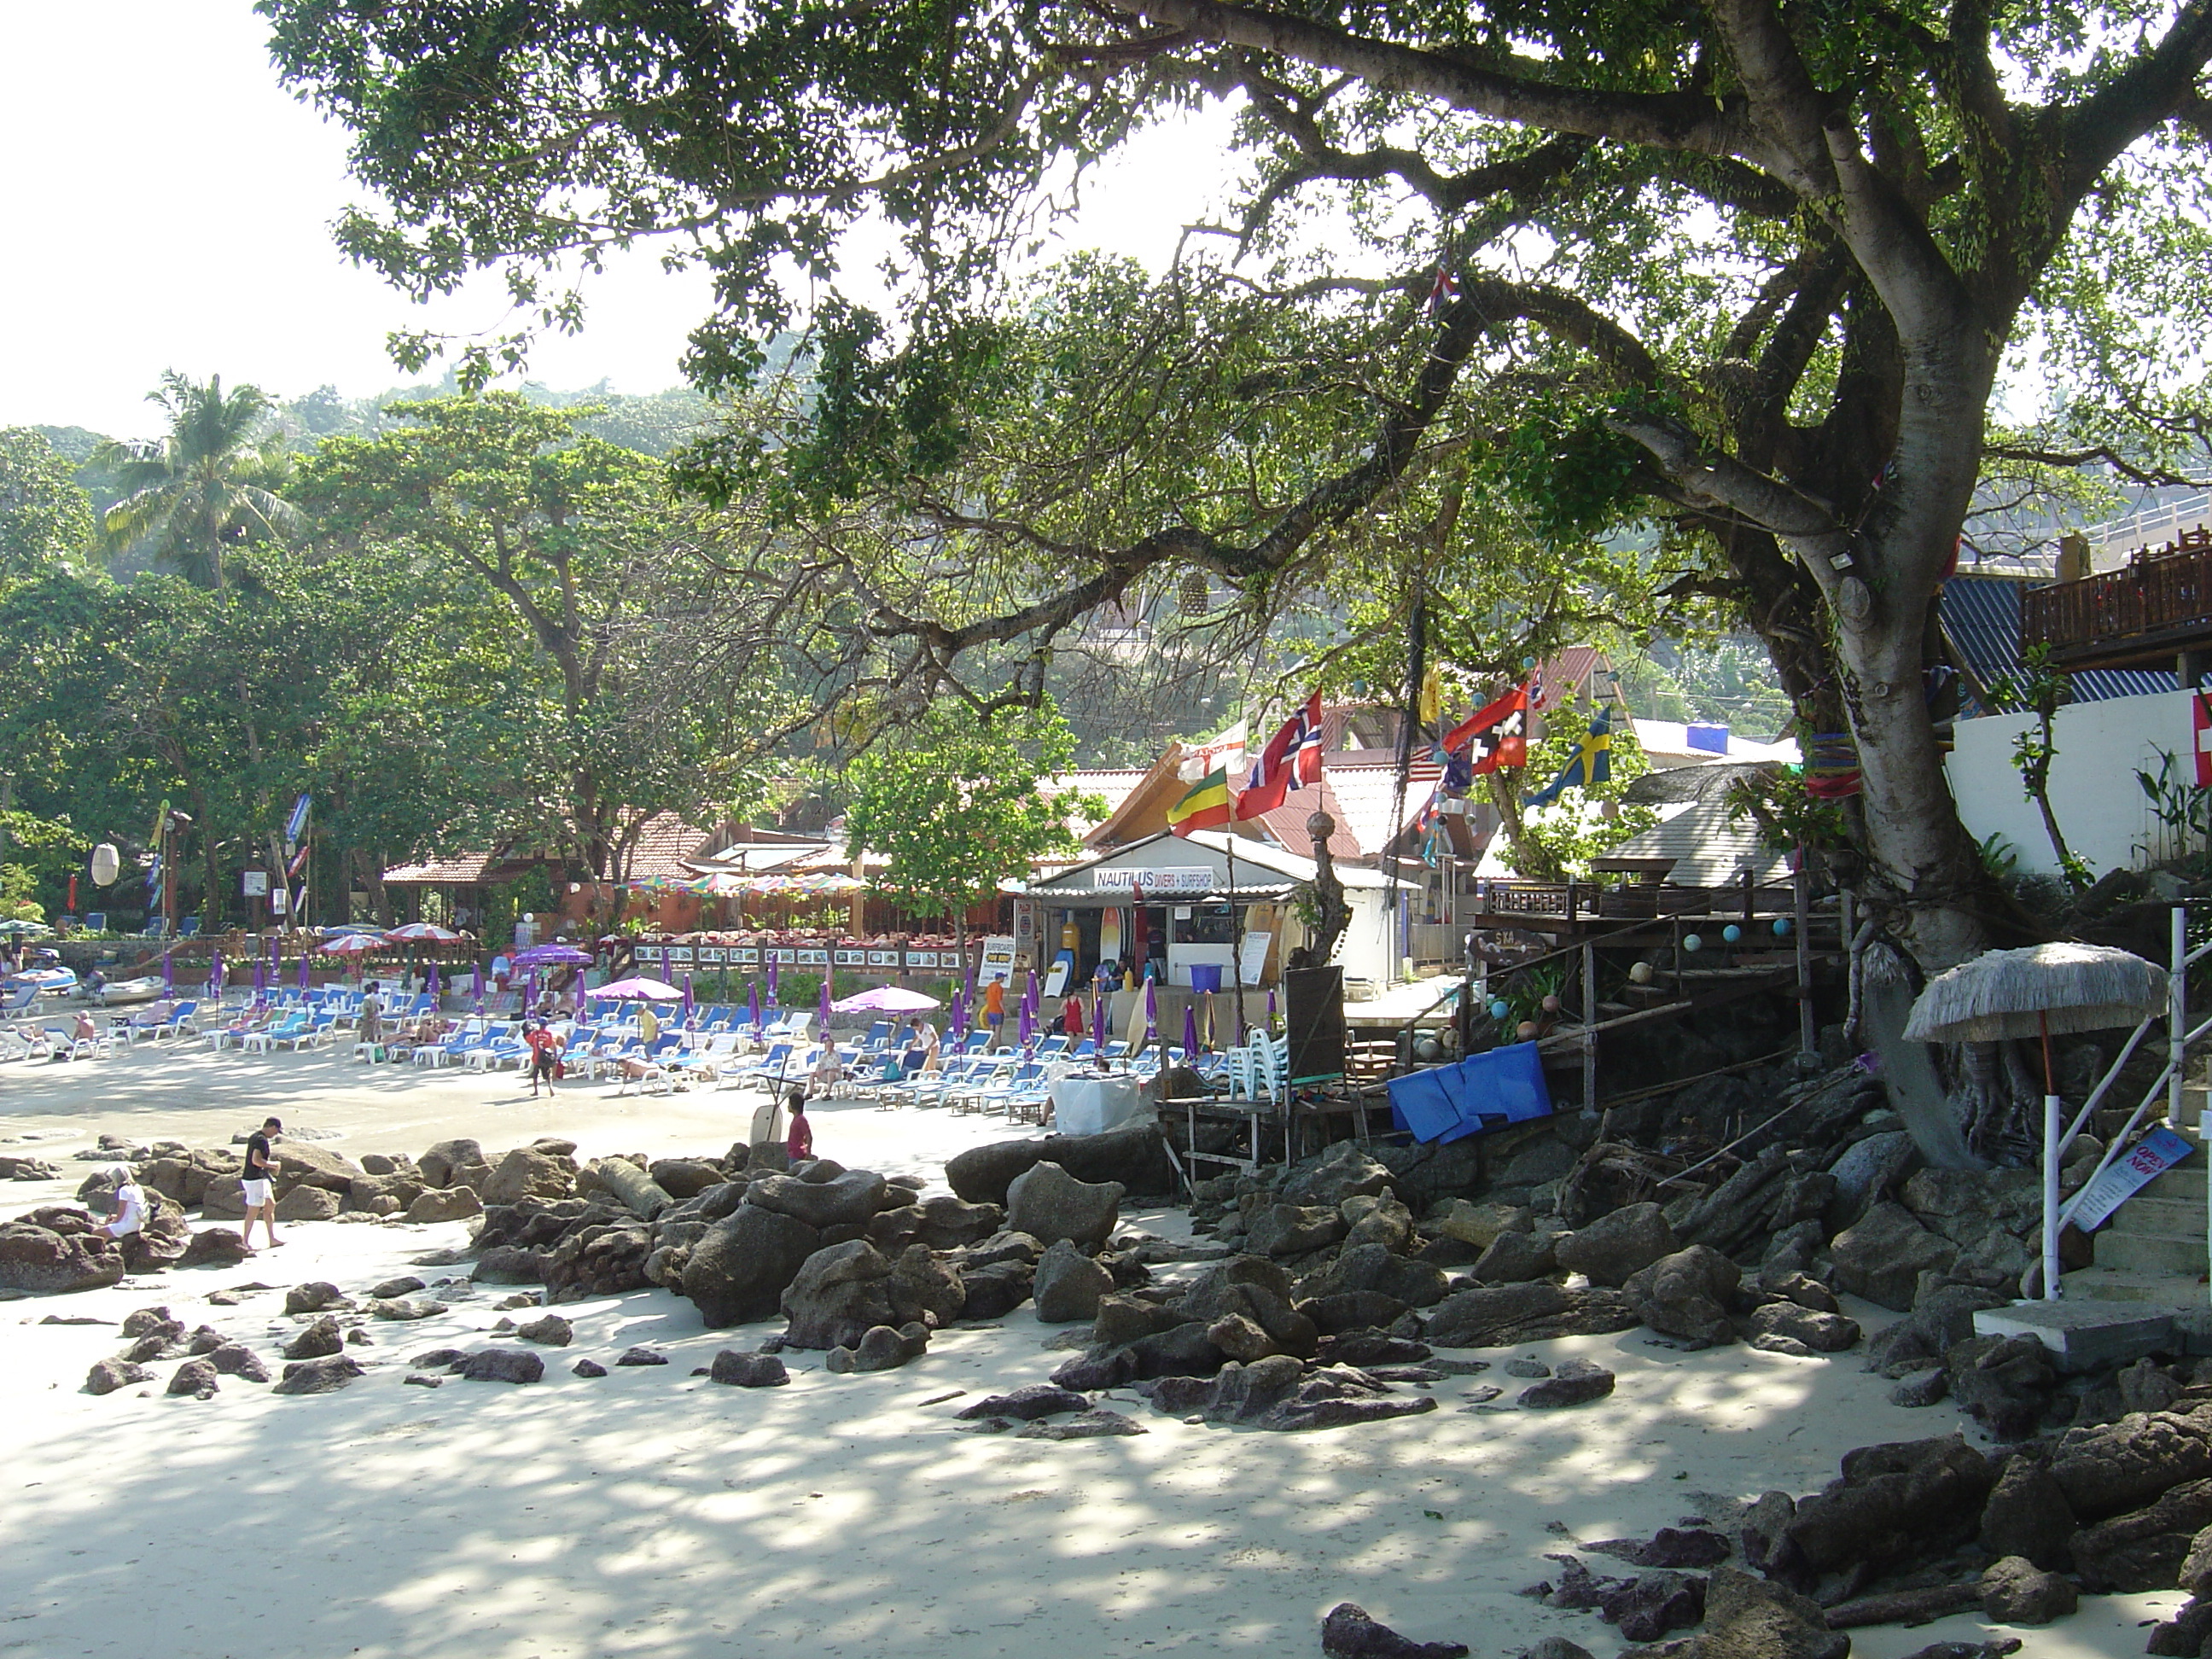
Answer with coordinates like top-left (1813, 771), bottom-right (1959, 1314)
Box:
top-left (1524, 708), bottom-right (1615, 807)
top-left (143, 853), bottom-right (161, 893)
top-left (1177, 721), bottom-right (1248, 783)
top-left (1167, 767), bottom-right (1235, 835)
top-left (1238, 690), bottom-right (1324, 818)
top-left (1441, 684), bottom-right (1530, 773)
top-left (148, 798), bottom-right (170, 849)
top-left (284, 793), bottom-right (311, 845)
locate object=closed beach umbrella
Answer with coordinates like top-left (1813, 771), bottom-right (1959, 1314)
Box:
top-left (253, 958), bottom-right (266, 996)
top-left (298, 951), bottom-right (310, 991)
top-left (207, 949), bottom-right (224, 1000)
top-left (1024, 969), bottom-right (1039, 1018)
top-left (1905, 941), bottom-right (2168, 1301)
top-left (1144, 976), bottom-right (1158, 1045)
top-left (1183, 1002), bottom-right (1199, 1058)
top-left (161, 949), bottom-right (173, 993)
top-left (661, 945), bottom-right (672, 981)
top-left (1017, 999), bottom-right (1033, 1045)
top-left (1093, 990), bottom-right (1109, 1050)
top-left (1266, 987), bottom-right (1277, 1031)
top-left (471, 961), bottom-right (485, 1014)
top-left (767, 958), bottom-right (780, 1004)
top-left (948, 989), bottom-right (966, 1043)
top-left (748, 979), bottom-right (761, 1031)
top-left (818, 976), bottom-right (832, 1035)
top-left (266, 934), bottom-right (279, 969)
top-left (426, 960), bottom-right (440, 999)
top-left (683, 971), bottom-right (696, 1025)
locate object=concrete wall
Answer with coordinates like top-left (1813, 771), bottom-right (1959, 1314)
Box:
top-left (1946, 690), bottom-right (2197, 877)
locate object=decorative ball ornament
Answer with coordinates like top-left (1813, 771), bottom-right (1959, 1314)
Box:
top-left (1413, 1034), bottom-right (1442, 1062)
top-left (1521, 655), bottom-right (1537, 671)
top-left (1516, 1020), bottom-right (1540, 1041)
top-left (1540, 993), bottom-right (1562, 1013)
top-left (1773, 917), bottom-right (1793, 937)
top-left (1721, 924), bottom-right (1743, 944)
top-left (1488, 999), bottom-right (1511, 1022)
top-left (90, 843), bottom-right (120, 887)
top-left (1682, 934), bottom-right (1704, 952)
top-left (1627, 961), bottom-right (1653, 985)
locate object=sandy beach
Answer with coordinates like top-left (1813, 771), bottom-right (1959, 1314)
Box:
top-left (0, 1051), bottom-right (2180, 1658)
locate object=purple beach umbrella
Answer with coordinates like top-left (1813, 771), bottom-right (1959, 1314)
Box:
top-left (1024, 969), bottom-right (1039, 1017)
top-left (1092, 989), bottom-right (1109, 1051)
top-left (298, 951), bottom-right (310, 991)
top-left (661, 945), bottom-right (672, 981)
top-left (818, 976), bottom-right (832, 1033)
top-left (1144, 976), bottom-right (1158, 1045)
top-left (266, 934), bottom-right (279, 969)
top-left (472, 961), bottom-right (485, 1014)
top-left (748, 979), bottom-right (761, 1031)
top-left (427, 960), bottom-right (440, 1000)
top-left (683, 971), bottom-right (696, 1025)
top-left (767, 958), bottom-right (780, 1004)
top-left (1183, 1002), bottom-right (1199, 1057)
top-left (253, 958), bottom-right (267, 996)
top-left (1016, 999), bottom-right (1033, 1045)
top-left (1266, 987), bottom-right (1277, 1031)
top-left (948, 989), bottom-right (966, 1043)
top-left (207, 949), bottom-right (224, 1000)
top-left (161, 949), bottom-right (173, 993)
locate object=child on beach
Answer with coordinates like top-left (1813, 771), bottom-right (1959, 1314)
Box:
top-left (787, 1094), bottom-right (813, 1163)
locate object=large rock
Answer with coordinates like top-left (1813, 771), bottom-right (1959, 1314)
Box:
top-left (1428, 1200), bottom-right (1529, 1249)
top-left (1695, 1565), bottom-right (1847, 1659)
top-left (1284, 1144), bottom-right (1396, 1208)
top-left (1784, 1435), bottom-right (1995, 1575)
top-left (166, 1359), bottom-right (220, 1398)
top-left (709, 1349), bottom-right (790, 1387)
top-left (85, 1359), bottom-right (152, 1395)
top-left (1144, 1354), bottom-right (1437, 1432)
top-left (1825, 1129), bottom-right (1918, 1226)
top-left (460, 1348), bottom-right (544, 1384)
top-left (283, 1317), bottom-right (345, 1360)
top-left (0, 1223), bottom-right (125, 1294)
top-left (1423, 1282), bottom-right (1639, 1348)
top-left (1005, 1161), bottom-right (1123, 1249)
top-left (176, 1228), bottom-right (254, 1270)
top-left (1312, 1243), bottom-right (1450, 1308)
top-left (471, 1245), bottom-right (550, 1284)
top-left (271, 1143), bottom-right (360, 1193)
top-left (2071, 1476), bottom-right (2212, 1592)
top-left (1318, 1601), bottom-right (1467, 1658)
top-left (1746, 1301), bottom-right (1860, 1354)
top-left (580, 1157), bottom-right (674, 1220)
top-left (543, 1220), bottom-right (654, 1301)
top-left (419, 1138), bottom-right (490, 1190)
top-left (1471, 1230), bottom-right (1557, 1284)
top-left (946, 1124), bottom-right (1173, 1207)
top-left (481, 1148), bottom-right (578, 1207)
top-left (1978, 1555), bottom-right (2077, 1625)
top-left (1245, 1203), bottom-right (1348, 1258)
top-left (779, 1240), bottom-right (954, 1350)
top-left (682, 1204), bottom-right (822, 1326)
top-left (274, 1185), bottom-right (341, 1223)
top-left (911, 1195), bottom-right (1003, 1249)
top-left (648, 1158), bottom-right (725, 1202)
top-left (2049, 1409), bottom-right (2212, 1520)
top-left (406, 1187), bottom-right (483, 1225)
top-left (1554, 1203), bottom-right (1676, 1288)
top-left (1829, 1202), bottom-right (1957, 1312)
top-left (746, 1170), bottom-right (888, 1231)
top-left (1519, 1358), bottom-right (1615, 1408)
top-left (958, 1260), bottom-right (1034, 1320)
top-left (1032, 1239), bottom-right (1114, 1324)
top-left (1622, 1245), bottom-right (1740, 1347)
top-left (1979, 1452), bottom-right (2077, 1569)
top-left (271, 1353), bottom-right (364, 1395)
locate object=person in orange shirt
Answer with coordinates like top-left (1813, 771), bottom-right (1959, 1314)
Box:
top-left (982, 977), bottom-right (1005, 1033)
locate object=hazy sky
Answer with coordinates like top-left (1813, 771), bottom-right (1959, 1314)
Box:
top-left (0, 3), bottom-right (1236, 438)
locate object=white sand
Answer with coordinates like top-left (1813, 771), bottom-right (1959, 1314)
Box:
top-left (0, 1050), bottom-right (2180, 1658)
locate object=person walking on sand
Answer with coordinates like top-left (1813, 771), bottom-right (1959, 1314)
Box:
top-left (787, 1094), bottom-right (813, 1163)
top-left (523, 1018), bottom-right (563, 1097)
top-left (239, 1116), bottom-right (283, 1252)
top-left (981, 976), bottom-right (1005, 1033)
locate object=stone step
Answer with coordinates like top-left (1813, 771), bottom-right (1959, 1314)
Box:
top-left (2107, 1195), bottom-right (2207, 1237)
top-left (2095, 1229), bottom-right (2210, 1278)
top-left (2139, 1165), bottom-right (2207, 1201)
top-left (2058, 1266), bottom-right (2209, 1309)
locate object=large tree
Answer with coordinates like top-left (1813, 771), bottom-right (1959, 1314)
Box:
top-left (263, 0), bottom-right (2212, 974)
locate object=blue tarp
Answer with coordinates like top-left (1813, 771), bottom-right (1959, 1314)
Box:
top-left (1387, 1041), bottom-right (1554, 1144)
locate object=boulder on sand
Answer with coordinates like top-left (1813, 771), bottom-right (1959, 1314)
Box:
top-left (946, 1124), bottom-right (1173, 1207)
top-left (1622, 1245), bottom-right (1740, 1347)
top-left (0, 1222), bottom-right (125, 1295)
top-left (682, 1205), bottom-right (822, 1326)
top-left (1004, 1161), bottom-right (1123, 1249)
top-left (1553, 1202), bottom-right (1677, 1288)
top-left (745, 1170), bottom-right (888, 1231)
top-left (1828, 1202), bottom-right (1957, 1312)
top-left (780, 1240), bottom-right (952, 1350)
top-left (481, 1148), bottom-right (578, 1206)
top-left (1031, 1238), bottom-right (1113, 1324)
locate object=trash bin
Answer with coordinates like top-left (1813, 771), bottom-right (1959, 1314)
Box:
top-left (1190, 964), bottom-right (1223, 993)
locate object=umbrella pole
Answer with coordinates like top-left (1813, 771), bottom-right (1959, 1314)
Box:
top-left (2042, 1009), bottom-right (2063, 1301)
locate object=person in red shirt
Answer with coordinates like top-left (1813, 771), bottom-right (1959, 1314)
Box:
top-left (787, 1093), bottom-right (813, 1163)
top-left (523, 1019), bottom-right (563, 1097)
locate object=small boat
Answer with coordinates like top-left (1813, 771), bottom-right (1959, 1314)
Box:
top-left (90, 975), bottom-right (163, 1006)
top-left (4, 966), bottom-right (77, 997)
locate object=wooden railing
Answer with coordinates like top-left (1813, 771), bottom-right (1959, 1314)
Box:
top-left (2023, 533), bottom-right (2212, 665)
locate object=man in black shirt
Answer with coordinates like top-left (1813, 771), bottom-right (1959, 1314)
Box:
top-left (239, 1115), bottom-right (283, 1252)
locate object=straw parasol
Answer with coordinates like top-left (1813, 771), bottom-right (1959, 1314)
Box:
top-left (1905, 940), bottom-right (2168, 1301)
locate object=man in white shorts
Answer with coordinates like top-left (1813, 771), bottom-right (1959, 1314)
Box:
top-left (239, 1115), bottom-right (283, 1252)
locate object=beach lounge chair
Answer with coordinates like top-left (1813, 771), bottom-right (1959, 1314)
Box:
top-left (148, 999), bottom-right (200, 1042)
top-left (242, 1012), bottom-right (307, 1053)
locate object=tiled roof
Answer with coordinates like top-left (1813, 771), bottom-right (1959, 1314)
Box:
top-left (382, 852), bottom-right (509, 885)
top-left (622, 812), bottom-right (715, 882)
top-left (1594, 797), bottom-right (1793, 886)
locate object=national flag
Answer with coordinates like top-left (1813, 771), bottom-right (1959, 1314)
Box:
top-left (2196, 694), bottom-right (2212, 789)
top-left (1524, 708), bottom-right (1615, 808)
top-left (143, 853), bottom-right (161, 892)
top-left (285, 793), bottom-right (312, 844)
top-left (1178, 721), bottom-right (1248, 783)
top-left (1167, 767), bottom-right (1235, 835)
top-left (1240, 691), bottom-right (1324, 818)
top-left (148, 797), bottom-right (170, 848)
top-left (1441, 685), bottom-right (1529, 773)
top-left (1427, 265), bottom-right (1460, 317)
top-left (286, 843), bottom-right (310, 878)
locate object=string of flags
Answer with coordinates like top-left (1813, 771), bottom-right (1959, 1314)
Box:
top-left (1167, 691), bottom-right (1324, 835)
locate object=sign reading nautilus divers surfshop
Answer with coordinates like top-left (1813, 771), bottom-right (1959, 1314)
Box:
top-left (1092, 867), bottom-right (1214, 894)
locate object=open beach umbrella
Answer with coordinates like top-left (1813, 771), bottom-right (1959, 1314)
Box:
top-left (1183, 1003), bottom-right (1200, 1058)
top-left (595, 975), bottom-right (684, 1001)
top-left (513, 943), bottom-right (591, 967)
top-left (385, 922), bottom-right (460, 943)
top-left (1905, 941), bottom-right (2168, 1301)
top-left (832, 985), bottom-right (941, 1013)
top-left (161, 949), bottom-right (172, 993)
top-left (320, 934), bottom-right (383, 957)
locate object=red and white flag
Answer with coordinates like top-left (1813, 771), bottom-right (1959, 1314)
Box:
top-left (2194, 693), bottom-right (2212, 788)
top-left (1239, 691), bottom-right (1324, 817)
top-left (1441, 685), bottom-right (1530, 774)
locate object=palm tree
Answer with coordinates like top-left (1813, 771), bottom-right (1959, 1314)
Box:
top-left (92, 373), bottom-right (303, 588)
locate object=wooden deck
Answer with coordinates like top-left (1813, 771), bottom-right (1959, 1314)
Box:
top-left (2023, 532), bottom-right (2212, 671)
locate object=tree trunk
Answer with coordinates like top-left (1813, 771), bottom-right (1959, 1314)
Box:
top-left (1484, 769), bottom-right (1561, 882)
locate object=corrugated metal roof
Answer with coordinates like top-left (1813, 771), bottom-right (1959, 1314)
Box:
top-left (1943, 576), bottom-right (2174, 710)
top-left (1598, 796), bottom-right (1793, 886)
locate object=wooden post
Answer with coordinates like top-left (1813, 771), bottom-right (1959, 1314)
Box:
top-left (1580, 940), bottom-right (1598, 1116)
top-left (1794, 858), bottom-right (1815, 1061)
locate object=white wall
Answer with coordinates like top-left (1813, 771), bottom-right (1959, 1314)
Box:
top-left (1947, 690), bottom-right (2198, 877)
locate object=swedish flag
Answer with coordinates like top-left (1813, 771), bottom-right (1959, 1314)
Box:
top-left (1523, 708), bottom-right (1614, 807)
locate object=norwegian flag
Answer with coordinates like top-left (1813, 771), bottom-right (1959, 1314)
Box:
top-left (1238, 691), bottom-right (1325, 818)
top-left (1427, 265), bottom-right (1460, 318)
top-left (1441, 684), bottom-right (1529, 774)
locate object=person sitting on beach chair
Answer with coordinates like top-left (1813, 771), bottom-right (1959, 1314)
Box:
top-left (807, 1039), bottom-right (843, 1099)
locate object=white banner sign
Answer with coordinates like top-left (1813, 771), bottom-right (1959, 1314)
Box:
top-left (978, 935), bottom-right (1016, 984)
top-left (1094, 866), bottom-right (1214, 894)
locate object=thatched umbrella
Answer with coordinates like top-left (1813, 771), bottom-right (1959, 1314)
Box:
top-left (1904, 941), bottom-right (2169, 1301)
